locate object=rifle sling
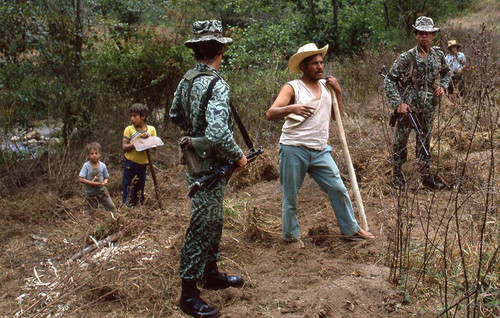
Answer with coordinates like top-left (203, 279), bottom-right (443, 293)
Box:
top-left (229, 101), bottom-right (254, 151)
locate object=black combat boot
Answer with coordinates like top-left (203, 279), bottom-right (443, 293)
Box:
top-left (393, 164), bottom-right (405, 190)
top-left (200, 261), bottom-right (244, 290)
top-left (421, 164), bottom-right (446, 190)
top-left (179, 279), bottom-right (218, 317)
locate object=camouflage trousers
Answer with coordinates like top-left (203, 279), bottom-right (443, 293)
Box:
top-left (392, 107), bottom-right (436, 165)
top-left (179, 173), bottom-right (227, 280)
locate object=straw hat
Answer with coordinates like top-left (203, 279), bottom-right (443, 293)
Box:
top-left (185, 20), bottom-right (232, 48)
top-left (413, 16), bottom-right (440, 32)
top-left (447, 40), bottom-right (461, 49)
top-left (288, 43), bottom-right (329, 73)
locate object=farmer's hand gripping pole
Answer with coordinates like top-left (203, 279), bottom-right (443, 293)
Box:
top-left (379, 66), bottom-right (430, 158)
top-left (327, 85), bottom-right (369, 231)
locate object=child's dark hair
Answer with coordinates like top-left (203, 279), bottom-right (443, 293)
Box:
top-left (192, 41), bottom-right (225, 61)
top-left (130, 103), bottom-right (149, 120)
top-left (86, 142), bottom-right (101, 154)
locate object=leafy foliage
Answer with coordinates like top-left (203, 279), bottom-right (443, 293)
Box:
top-left (0, 0), bottom-right (474, 148)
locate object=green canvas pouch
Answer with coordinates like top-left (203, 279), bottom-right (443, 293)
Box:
top-left (178, 136), bottom-right (213, 176)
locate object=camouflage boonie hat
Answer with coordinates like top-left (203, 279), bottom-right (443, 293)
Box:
top-left (413, 16), bottom-right (439, 32)
top-left (184, 20), bottom-right (232, 48)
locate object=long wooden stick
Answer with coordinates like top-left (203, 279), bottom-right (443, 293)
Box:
top-left (70, 230), bottom-right (125, 261)
top-left (146, 149), bottom-right (163, 209)
top-left (328, 85), bottom-right (369, 231)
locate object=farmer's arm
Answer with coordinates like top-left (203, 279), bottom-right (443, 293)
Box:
top-left (266, 84), bottom-right (315, 121)
top-left (325, 76), bottom-right (343, 120)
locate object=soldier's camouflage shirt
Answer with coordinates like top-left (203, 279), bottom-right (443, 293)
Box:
top-left (170, 63), bottom-right (243, 163)
top-left (384, 46), bottom-right (451, 111)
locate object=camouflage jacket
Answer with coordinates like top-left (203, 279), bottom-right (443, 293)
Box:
top-left (384, 46), bottom-right (451, 111)
top-left (169, 63), bottom-right (243, 162)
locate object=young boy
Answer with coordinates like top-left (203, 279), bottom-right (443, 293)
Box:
top-left (122, 103), bottom-right (157, 206)
top-left (79, 142), bottom-right (116, 212)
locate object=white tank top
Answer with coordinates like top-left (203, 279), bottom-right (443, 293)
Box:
top-left (279, 79), bottom-right (332, 150)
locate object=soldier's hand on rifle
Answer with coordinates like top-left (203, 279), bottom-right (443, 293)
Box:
top-left (396, 103), bottom-right (412, 115)
top-left (234, 154), bottom-right (248, 173)
top-left (433, 86), bottom-right (445, 97)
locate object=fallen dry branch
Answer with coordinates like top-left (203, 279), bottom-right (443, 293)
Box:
top-left (70, 229), bottom-right (126, 261)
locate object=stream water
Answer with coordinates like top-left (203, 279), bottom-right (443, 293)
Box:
top-left (1, 120), bottom-right (63, 160)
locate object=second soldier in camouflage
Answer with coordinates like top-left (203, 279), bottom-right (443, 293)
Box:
top-left (384, 16), bottom-right (451, 189)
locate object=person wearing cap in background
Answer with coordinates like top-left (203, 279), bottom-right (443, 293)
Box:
top-left (445, 39), bottom-right (466, 96)
top-left (170, 20), bottom-right (247, 318)
top-left (266, 43), bottom-right (375, 248)
top-left (384, 16), bottom-right (451, 190)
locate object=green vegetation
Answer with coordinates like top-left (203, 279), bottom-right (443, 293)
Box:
top-left (0, 0), bottom-right (472, 143)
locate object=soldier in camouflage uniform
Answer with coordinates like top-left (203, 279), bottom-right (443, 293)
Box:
top-left (384, 16), bottom-right (451, 189)
top-left (169, 20), bottom-right (247, 318)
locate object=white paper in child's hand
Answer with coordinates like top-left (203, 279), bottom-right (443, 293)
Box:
top-left (132, 136), bottom-right (164, 151)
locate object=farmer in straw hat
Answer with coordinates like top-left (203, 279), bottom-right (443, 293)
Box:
top-left (170, 20), bottom-right (247, 318)
top-left (445, 39), bottom-right (466, 95)
top-left (384, 16), bottom-right (451, 190)
top-left (266, 43), bottom-right (375, 248)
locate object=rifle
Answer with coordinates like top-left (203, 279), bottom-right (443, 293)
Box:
top-left (187, 147), bottom-right (264, 198)
top-left (379, 65), bottom-right (430, 158)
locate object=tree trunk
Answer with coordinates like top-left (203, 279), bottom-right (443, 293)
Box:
top-left (383, 1), bottom-right (390, 28)
top-left (332, 0), bottom-right (339, 53)
top-left (75, 0), bottom-right (82, 70)
top-left (63, 0), bottom-right (83, 142)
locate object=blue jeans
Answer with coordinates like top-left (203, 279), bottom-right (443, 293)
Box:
top-left (279, 144), bottom-right (361, 240)
top-left (122, 159), bottom-right (148, 206)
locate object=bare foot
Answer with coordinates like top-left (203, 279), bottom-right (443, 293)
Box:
top-left (286, 239), bottom-right (305, 249)
top-left (357, 229), bottom-right (375, 239)
top-left (343, 229), bottom-right (375, 241)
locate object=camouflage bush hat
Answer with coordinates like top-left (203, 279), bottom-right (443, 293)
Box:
top-left (184, 20), bottom-right (232, 48)
top-left (413, 16), bottom-right (439, 33)
top-left (288, 43), bottom-right (329, 73)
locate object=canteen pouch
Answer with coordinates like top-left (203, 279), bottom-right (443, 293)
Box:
top-left (178, 136), bottom-right (213, 176)
top-left (432, 95), bottom-right (440, 106)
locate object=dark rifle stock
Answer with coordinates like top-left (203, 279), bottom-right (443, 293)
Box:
top-left (187, 147), bottom-right (264, 199)
top-left (380, 65), bottom-right (430, 158)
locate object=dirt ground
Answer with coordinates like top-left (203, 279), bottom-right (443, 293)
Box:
top-left (0, 115), bottom-right (456, 318)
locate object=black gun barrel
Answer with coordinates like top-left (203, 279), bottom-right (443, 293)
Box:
top-left (187, 182), bottom-right (201, 199)
top-left (407, 111), bottom-right (430, 157)
top-left (379, 65), bottom-right (389, 78)
top-left (187, 147), bottom-right (264, 199)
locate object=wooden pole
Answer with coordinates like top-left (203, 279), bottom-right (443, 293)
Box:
top-left (328, 85), bottom-right (369, 231)
top-left (146, 149), bottom-right (163, 209)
